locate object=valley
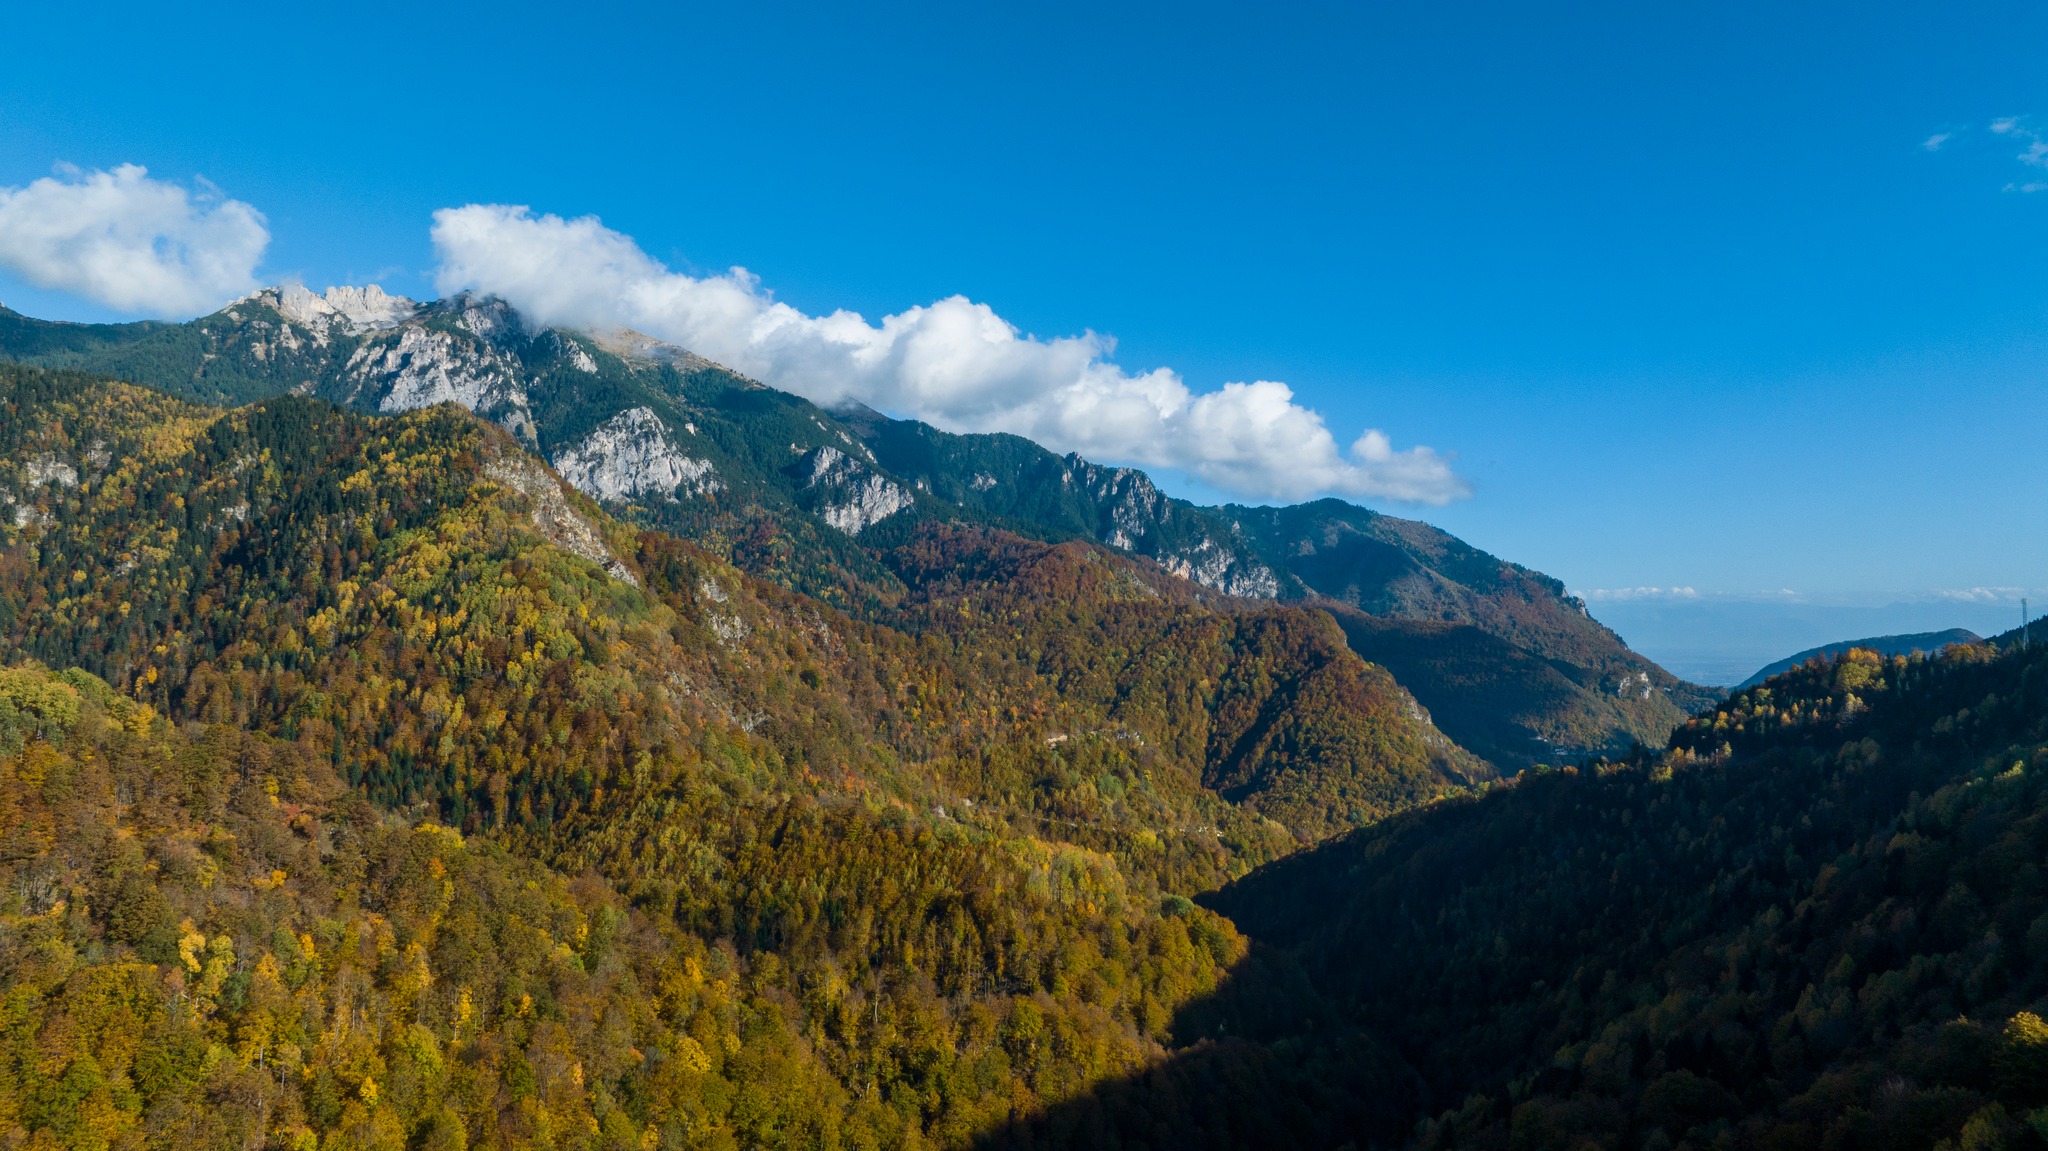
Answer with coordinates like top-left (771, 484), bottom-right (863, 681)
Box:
top-left (1, 293), bottom-right (2035, 1149)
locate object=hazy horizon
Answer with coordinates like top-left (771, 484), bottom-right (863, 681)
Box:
top-left (1589, 591), bottom-right (2030, 687)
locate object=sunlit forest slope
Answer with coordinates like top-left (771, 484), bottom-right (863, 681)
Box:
top-left (0, 363), bottom-right (1481, 1148)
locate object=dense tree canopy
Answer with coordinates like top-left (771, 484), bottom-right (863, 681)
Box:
top-left (1173, 640), bottom-right (2048, 1149)
top-left (0, 365), bottom-right (1475, 1148)
top-left (12, 359), bottom-right (2045, 1150)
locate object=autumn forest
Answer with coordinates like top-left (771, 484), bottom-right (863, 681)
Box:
top-left (4, 352), bottom-right (2048, 1151)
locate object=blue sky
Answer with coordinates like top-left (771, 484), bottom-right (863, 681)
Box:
top-left (3, 0), bottom-right (2045, 679)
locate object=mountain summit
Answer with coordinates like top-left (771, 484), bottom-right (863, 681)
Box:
top-left (0, 287), bottom-right (1714, 767)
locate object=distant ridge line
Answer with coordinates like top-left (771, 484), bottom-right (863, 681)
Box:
top-left (1736, 627), bottom-right (1982, 690)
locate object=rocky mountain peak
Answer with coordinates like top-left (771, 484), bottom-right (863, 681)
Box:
top-left (0, 291), bottom-right (1715, 770)
top-left (264, 283), bottom-right (419, 332)
top-left (584, 325), bottom-right (733, 377)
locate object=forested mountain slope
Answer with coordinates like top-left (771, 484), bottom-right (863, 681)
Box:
top-left (0, 364), bottom-right (1475, 853)
top-left (851, 422), bottom-right (1714, 768)
top-left (17, 327), bottom-right (2044, 1147)
top-left (0, 363), bottom-right (1479, 1147)
top-left (1737, 627), bottom-right (1982, 689)
top-left (0, 661), bottom-right (1291, 1148)
top-left (0, 291), bottom-right (1708, 767)
top-left (1019, 634), bottom-right (2048, 1149)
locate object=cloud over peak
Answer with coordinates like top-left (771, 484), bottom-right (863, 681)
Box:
top-left (430, 203), bottom-right (1469, 505)
top-left (0, 164), bottom-right (268, 316)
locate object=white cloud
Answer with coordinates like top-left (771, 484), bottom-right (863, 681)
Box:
top-left (1991, 116), bottom-right (2048, 189)
top-left (1574, 586), bottom-right (1701, 602)
top-left (1923, 131), bottom-right (1952, 151)
top-left (0, 163), bottom-right (268, 317)
top-left (1930, 586), bottom-right (2027, 603)
top-left (430, 204), bottom-right (1469, 504)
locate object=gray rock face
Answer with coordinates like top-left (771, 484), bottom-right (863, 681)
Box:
top-left (22, 453), bottom-right (78, 490)
top-left (1056, 454), bottom-right (1280, 599)
top-left (805, 446), bottom-right (913, 535)
top-left (1159, 538), bottom-right (1282, 599)
top-left (266, 284), bottom-right (420, 337)
top-left (349, 323), bottom-right (536, 443)
top-left (564, 339), bottom-right (599, 373)
top-left (586, 327), bottom-right (729, 375)
top-left (551, 407), bottom-right (721, 502)
top-left (1614, 670), bottom-right (1654, 700)
top-left (483, 453), bottom-right (639, 587)
top-left (2, 453), bottom-right (80, 530)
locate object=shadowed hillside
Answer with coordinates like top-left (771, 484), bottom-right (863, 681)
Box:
top-left (969, 635), bottom-right (2048, 1149)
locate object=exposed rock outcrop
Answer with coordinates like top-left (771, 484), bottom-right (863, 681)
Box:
top-left (551, 407), bottom-right (721, 502)
top-left (804, 446), bottom-right (913, 535)
top-left (484, 453), bottom-right (639, 586)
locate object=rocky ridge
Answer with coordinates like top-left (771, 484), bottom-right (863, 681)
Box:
top-left (551, 405), bottom-right (722, 501)
top-left (0, 287), bottom-right (1714, 766)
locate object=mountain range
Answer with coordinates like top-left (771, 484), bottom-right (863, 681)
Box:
top-left (0, 284), bottom-right (2043, 1149)
top-left (0, 356), bottom-right (1485, 1145)
top-left (0, 285), bottom-right (1716, 769)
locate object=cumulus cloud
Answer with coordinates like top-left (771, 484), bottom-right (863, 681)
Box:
top-left (1923, 131), bottom-right (1953, 152)
top-left (1573, 586), bottom-right (1701, 602)
top-left (430, 204), bottom-right (1469, 504)
top-left (0, 163), bottom-right (268, 317)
